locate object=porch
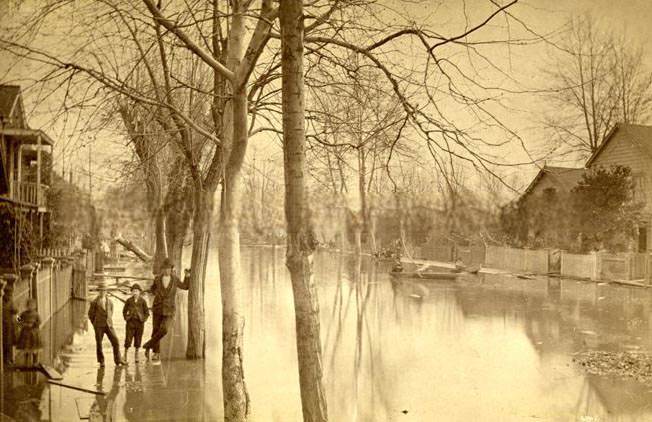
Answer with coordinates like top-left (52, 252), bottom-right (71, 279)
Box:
top-left (0, 127), bottom-right (53, 210)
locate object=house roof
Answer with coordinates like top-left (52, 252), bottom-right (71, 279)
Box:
top-left (0, 127), bottom-right (54, 146)
top-left (586, 123), bottom-right (652, 167)
top-left (0, 85), bottom-right (53, 146)
top-left (0, 85), bottom-right (21, 121)
top-left (523, 165), bottom-right (586, 197)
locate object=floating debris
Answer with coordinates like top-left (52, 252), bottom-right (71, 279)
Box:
top-left (573, 350), bottom-right (652, 385)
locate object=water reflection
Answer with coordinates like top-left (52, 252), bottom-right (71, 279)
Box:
top-left (6, 248), bottom-right (652, 421)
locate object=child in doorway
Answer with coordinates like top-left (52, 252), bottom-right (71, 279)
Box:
top-left (16, 298), bottom-right (42, 367)
top-left (123, 283), bottom-right (149, 362)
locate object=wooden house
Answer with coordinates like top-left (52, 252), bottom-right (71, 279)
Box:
top-left (516, 165), bottom-right (586, 247)
top-left (522, 165), bottom-right (586, 199)
top-left (0, 85), bottom-right (54, 266)
top-left (585, 123), bottom-right (652, 252)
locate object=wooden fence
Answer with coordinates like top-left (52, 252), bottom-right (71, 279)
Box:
top-left (485, 245), bottom-right (549, 274)
top-left (456, 245), bottom-right (486, 266)
top-left (409, 239), bottom-right (652, 283)
top-left (418, 241), bottom-right (455, 263)
top-left (560, 252), bottom-right (597, 280)
top-left (558, 252), bottom-right (652, 281)
top-left (8, 251), bottom-right (89, 326)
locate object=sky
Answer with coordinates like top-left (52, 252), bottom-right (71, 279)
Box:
top-left (1, 0), bottom-right (652, 201)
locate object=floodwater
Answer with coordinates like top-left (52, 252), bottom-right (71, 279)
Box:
top-left (4, 246), bottom-right (652, 421)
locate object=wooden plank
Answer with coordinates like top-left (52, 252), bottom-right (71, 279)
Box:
top-left (114, 236), bottom-right (152, 263)
top-left (103, 265), bottom-right (126, 272)
top-left (39, 363), bottom-right (63, 380)
top-left (48, 380), bottom-right (106, 395)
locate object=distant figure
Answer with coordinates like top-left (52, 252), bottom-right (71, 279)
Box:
top-left (393, 239), bottom-right (403, 260)
top-left (123, 283), bottom-right (149, 362)
top-left (16, 298), bottom-right (42, 367)
top-left (143, 258), bottom-right (189, 362)
top-left (392, 259), bottom-right (404, 273)
top-left (88, 281), bottom-right (127, 367)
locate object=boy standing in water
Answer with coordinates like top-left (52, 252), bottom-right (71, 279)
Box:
top-left (88, 281), bottom-right (127, 367)
top-left (123, 283), bottom-right (149, 362)
top-left (143, 258), bottom-right (189, 362)
top-left (16, 298), bottom-right (42, 367)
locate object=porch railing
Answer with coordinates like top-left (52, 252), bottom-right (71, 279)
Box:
top-left (14, 181), bottom-right (48, 208)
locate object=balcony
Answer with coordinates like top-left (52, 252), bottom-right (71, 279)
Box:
top-left (13, 181), bottom-right (48, 209)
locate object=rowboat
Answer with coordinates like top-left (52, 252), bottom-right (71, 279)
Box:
top-left (389, 271), bottom-right (458, 281)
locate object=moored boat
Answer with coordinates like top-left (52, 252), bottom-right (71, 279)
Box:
top-left (389, 271), bottom-right (458, 280)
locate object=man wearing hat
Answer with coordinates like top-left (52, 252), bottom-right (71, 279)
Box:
top-left (122, 283), bottom-right (149, 362)
top-left (88, 280), bottom-right (127, 367)
top-left (142, 258), bottom-right (190, 362)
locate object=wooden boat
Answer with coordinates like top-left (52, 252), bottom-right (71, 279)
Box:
top-left (466, 264), bottom-right (481, 274)
top-left (389, 271), bottom-right (458, 281)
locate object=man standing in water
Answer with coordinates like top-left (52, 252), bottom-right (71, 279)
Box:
top-left (143, 258), bottom-right (189, 362)
top-left (88, 280), bottom-right (127, 367)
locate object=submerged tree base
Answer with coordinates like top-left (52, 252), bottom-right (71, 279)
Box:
top-left (573, 351), bottom-right (652, 385)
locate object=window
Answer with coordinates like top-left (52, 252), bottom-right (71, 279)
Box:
top-left (639, 225), bottom-right (648, 252)
top-left (633, 174), bottom-right (647, 202)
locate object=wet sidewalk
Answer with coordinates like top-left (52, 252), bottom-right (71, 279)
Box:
top-left (3, 289), bottom-right (219, 421)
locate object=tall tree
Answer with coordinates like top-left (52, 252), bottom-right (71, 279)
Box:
top-left (307, 64), bottom-right (407, 254)
top-left (545, 16), bottom-right (652, 156)
top-left (280, 1), bottom-right (327, 420)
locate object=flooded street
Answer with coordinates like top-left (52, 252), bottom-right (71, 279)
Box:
top-left (6, 246), bottom-right (652, 421)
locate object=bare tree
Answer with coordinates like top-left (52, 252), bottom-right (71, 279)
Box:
top-left (307, 63), bottom-right (407, 254)
top-left (280, 1), bottom-right (328, 420)
top-left (545, 15), bottom-right (652, 157)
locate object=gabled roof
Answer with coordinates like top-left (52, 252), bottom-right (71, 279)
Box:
top-left (586, 123), bottom-right (652, 167)
top-left (0, 85), bottom-right (21, 122)
top-left (523, 165), bottom-right (586, 197)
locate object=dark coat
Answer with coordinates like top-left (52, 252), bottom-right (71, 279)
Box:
top-left (88, 295), bottom-right (115, 329)
top-left (2, 297), bottom-right (17, 347)
top-left (149, 274), bottom-right (189, 316)
top-left (16, 309), bottom-right (42, 350)
top-left (122, 296), bottom-right (149, 323)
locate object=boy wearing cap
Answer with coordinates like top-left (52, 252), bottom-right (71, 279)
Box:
top-left (123, 283), bottom-right (149, 362)
top-left (88, 282), bottom-right (127, 367)
top-left (143, 258), bottom-right (190, 362)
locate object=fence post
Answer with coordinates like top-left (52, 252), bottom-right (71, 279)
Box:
top-left (559, 251), bottom-right (564, 277)
top-left (41, 257), bottom-right (55, 324)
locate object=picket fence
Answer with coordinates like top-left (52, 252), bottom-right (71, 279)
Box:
top-left (415, 239), bottom-right (652, 282)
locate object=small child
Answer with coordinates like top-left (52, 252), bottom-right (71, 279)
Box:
top-left (123, 283), bottom-right (149, 362)
top-left (16, 298), bottom-right (42, 367)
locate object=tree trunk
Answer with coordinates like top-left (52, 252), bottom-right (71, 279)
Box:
top-left (219, 87), bottom-right (249, 421)
top-left (165, 186), bottom-right (192, 270)
top-left (153, 207), bottom-right (168, 274)
top-left (357, 147), bottom-right (372, 254)
top-left (280, 1), bottom-right (328, 421)
top-left (215, 1), bottom-right (251, 418)
top-left (186, 187), bottom-right (211, 359)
